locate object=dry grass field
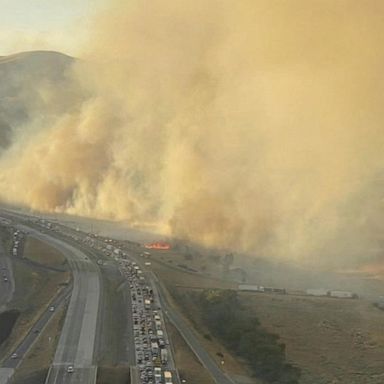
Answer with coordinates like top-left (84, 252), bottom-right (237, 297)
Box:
top-left (150, 255), bottom-right (236, 290)
top-left (240, 292), bottom-right (384, 384)
top-left (153, 249), bottom-right (384, 384)
top-left (23, 237), bottom-right (67, 269)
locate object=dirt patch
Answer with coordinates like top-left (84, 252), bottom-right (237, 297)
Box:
top-left (96, 366), bottom-right (130, 384)
top-left (0, 309), bottom-right (19, 345)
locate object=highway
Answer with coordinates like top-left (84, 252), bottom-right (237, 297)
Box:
top-left (0, 229), bottom-right (73, 384)
top-left (147, 271), bottom-right (236, 384)
top-left (0, 242), bottom-right (14, 311)
top-left (37, 232), bottom-right (100, 384)
top-left (0, 213), bottom-right (102, 384)
top-left (1, 282), bottom-right (72, 368)
top-left (124, 246), bottom-right (236, 384)
top-left (106, 239), bottom-right (237, 384)
top-left (0, 209), bottom-right (238, 384)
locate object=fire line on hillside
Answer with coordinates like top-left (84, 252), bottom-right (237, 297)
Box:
top-left (144, 241), bottom-right (171, 250)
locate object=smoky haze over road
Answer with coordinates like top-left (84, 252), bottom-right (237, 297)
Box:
top-left (0, 1), bottom-right (384, 269)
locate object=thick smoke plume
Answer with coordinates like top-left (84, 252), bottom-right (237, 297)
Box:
top-left (1, 0), bottom-right (384, 265)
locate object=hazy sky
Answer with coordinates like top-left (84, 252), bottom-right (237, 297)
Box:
top-left (0, 0), bottom-right (104, 56)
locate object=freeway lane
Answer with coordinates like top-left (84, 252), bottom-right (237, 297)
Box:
top-left (2, 283), bottom-right (72, 368)
top-left (116, 245), bottom-right (236, 384)
top-left (4, 222), bottom-right (102, 384)
top-left (0, 229), bottom-right (71, 384)
top-left (148, 271), bottom-right (236, 384)
top-left (37, 233), bottom-right (101, 384)
top-left (0, 241), bottom-right (14, 311)
top-left (1, 209), bottom-right (235, 384)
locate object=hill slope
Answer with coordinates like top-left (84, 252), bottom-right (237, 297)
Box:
top-left (0, 51), bottom-right (77, 150)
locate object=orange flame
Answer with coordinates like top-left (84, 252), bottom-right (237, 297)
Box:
top-left (145, 241), bottom-right (171, 250)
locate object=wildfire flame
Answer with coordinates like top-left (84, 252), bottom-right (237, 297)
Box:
top-left (144, 241), bottom-right (171, 250)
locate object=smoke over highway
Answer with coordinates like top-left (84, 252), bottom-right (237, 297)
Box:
top-left (1, 0), bottom-right (384, 265)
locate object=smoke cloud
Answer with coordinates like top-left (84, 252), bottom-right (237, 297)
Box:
top-left (1, 0), bottom-right (384, 265)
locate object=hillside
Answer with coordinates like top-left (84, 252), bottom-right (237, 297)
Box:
top-left (0, 51), bottom-right (77, 151)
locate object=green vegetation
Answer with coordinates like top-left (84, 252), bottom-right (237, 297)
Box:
top-left (0, 310), bottom-right (20, 346)
top-left (197, 289), bottom-right (301, 384)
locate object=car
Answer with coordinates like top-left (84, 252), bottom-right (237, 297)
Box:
top-left (49, 306), bottom-right (55, 312)
top-left (11, 353), bottom-right (18, 359)
top-left (67, 365), bottom-right (74, 373)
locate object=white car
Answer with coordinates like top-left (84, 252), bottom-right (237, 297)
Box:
top-left (67, 365), bottom-right (74, 373)
top-left (11, 353), bottom-right (18, 359)
top-left (49, 306), bottom-right (55, 312)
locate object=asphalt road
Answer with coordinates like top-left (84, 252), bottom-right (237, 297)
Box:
top-left (2, 283), bottom-right (72, 369)
top-left (1, 209), bottom-right (237, 384)
top-left (147, 276), bottom-right (178, 372)
top-left (0, 242), bottom-right (14, 311)
top-left (122, 284), bottom-right (136, 367)
top-left (118, 248), bottom-right (236, 384)
top-left (0, 215), bottom-right (101, 384)
top-left (0, 230), bottom-right (71, 384)
top-left (37, 233), bottom-right (101, 384)
top-left (149, 271), bottom-right (236, 384)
